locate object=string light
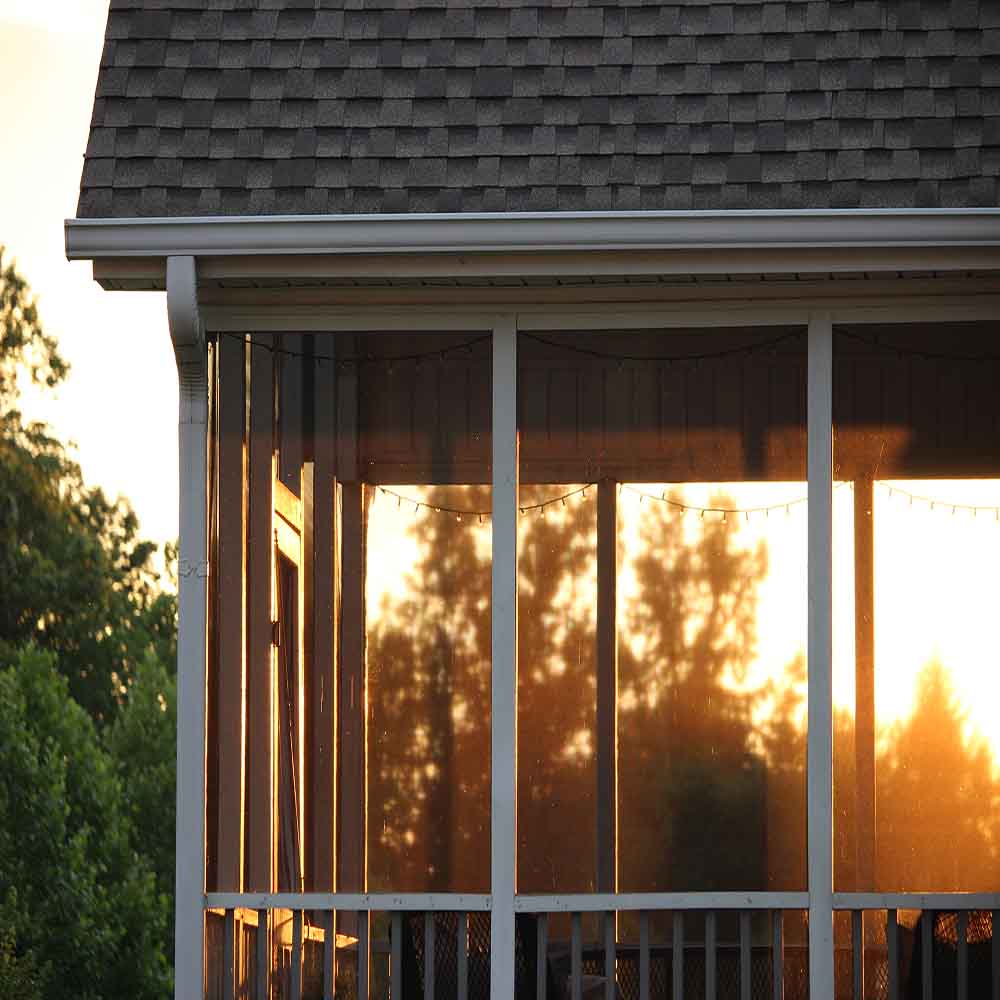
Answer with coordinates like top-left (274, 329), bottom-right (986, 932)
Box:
top-left (374, 481), bottom-right (1000, 525)
top-left (226, 332), bottom-right (492, 368)
top-left (836, 329), bottom-right (1000, 363)
top-left (876, 481), bottom-right (1000, 521)
top-left (221, 329), bottom-right (809, 369)
top-left (622, 484), bottom-right (810, 520)
top-left (521, 329), bottom-right (805, 363)
top-left (376, 483), bottom-right (593, 523)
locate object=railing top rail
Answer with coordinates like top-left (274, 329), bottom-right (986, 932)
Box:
top-left (205, 890), bottom-right (1000, 914)
top-left (204, 892), bottom-right (493, 911)
top-left (514, 892), bottom-right (809, 913)
top-left (834, 892), bottom-right (1000, 910)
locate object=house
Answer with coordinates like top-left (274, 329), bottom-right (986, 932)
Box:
top-left (66, 3), bottom-right (1000, 998)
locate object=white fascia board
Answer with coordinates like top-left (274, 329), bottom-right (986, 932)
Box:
top-left (65, 208), bottom-right (1000, 261)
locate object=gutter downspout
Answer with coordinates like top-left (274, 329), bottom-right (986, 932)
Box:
top-left (167, 255), bottom-right (208, 1000)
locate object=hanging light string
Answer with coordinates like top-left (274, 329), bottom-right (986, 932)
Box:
top-left (375, 483), bottom-right (594, 522)
top-left (227, 329), bottom-right (999, 367)
top-left (520, 329), bottom-right (804, 363)
top-left (222, 329), bottom-right (804, 368)
top-left (836, 328), bottom-right (1000, 363)
top-left (377, 485), bottom-right (492, 521)
top-left (230, 332), bottom-right (492, 368)
top-left (877, 481), bottom-right (1000, 519)
top-left (621, 483), bottom-right (808, 520)
top-left (375, 479), bottom-right (1000, 524)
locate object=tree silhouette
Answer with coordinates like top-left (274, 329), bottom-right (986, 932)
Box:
top-left (876, 660), bottom-right (1000, 891)
top-left (367, 485), bottom-right (492, 892)
top-left (618, 492), bottom-right (806, 893)
top-left (366, 482), bottom-right (811, 895)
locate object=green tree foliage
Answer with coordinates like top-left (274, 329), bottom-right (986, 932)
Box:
top-left (0, 247), bottom-right (176, 723)
top-left (0, 250), bottom-right (176, 997)
top-left (105, 653), bottom-right (177, 907)
top-left (0, 246), bottom-right (67, 407)
top-left (0, 646), bottom-right (171, 1000)
top-left (0, 893), bottom-right (45, 1000)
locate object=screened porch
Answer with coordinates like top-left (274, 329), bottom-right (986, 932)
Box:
top-left (201, 312), bottom-right (1000, 1000)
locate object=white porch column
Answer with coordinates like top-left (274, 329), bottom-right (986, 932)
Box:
top-left (491, 317), bottom-right (518, 1000)
top-left (807, 314), bottom-right (835, 996)
top-left (168, 256), bottom-right (208, 1000)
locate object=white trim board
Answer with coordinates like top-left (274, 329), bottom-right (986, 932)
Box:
top-left (199, 295), bottom-right (1000, 334)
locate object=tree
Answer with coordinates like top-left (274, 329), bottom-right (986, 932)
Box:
top-left (0, 245), bottom-right (66, 408)
top-left (0, 646), bottom-right (171, 1000)
top-left (0, 247), bottom-right (175, 723)
top-left (105, 652), bottom-right (177, 914)
top-left (365, 480), bottom-right (807, 896)
top-left (876, 660), bottom-right (1000, 890)
top-left (0, 248), bottom-right (177, 996)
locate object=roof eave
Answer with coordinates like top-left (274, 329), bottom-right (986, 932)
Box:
top-left (66, 208), bottom-right (1000, 264)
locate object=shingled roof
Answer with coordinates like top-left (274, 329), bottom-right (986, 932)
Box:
top-left (77, 1), bottom-right (1000, 218)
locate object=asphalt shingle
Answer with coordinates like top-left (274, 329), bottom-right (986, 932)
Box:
top-left (78, 0), bottom-right (1000, 217)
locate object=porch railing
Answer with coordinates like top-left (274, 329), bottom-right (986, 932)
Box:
top-left (833, 894), bottom-right (1000, 1000)
top-left (204, 892), bottom-right (1000, 1000)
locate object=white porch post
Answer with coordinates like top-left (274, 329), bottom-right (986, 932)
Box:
top-left (168, 256), bottom-right (208, 1000)
top-left (807, 314), bottom-right (835, 996)
top-left (491, 317), bottom-right (518, 1000)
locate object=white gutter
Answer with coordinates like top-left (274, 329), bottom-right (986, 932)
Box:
top-left (66, 208), bottom-right (1000, 260)
top-left (166, 256), bottom-right (208, 1000)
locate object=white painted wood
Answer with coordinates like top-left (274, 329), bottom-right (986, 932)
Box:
top-left (292, 908), bottom-right (303, 1000)
top-left (424, 913), bottom-right (435, 1000)
top-left (536, 914), bottom-right (548, 1000)
top-left (223, 909), bottom-right (236, 1000)
top-left (457, 912), bottom-right (468, 1000)
top-left (833, 893), bottom-right (1000, 910)
top-left (673, 912), bottom-right (684, 1000)
top-left (921, 910), bottom-right (932, 1000)
top-left (851, 910), bottom-right (862, 1000)
top-left (705, 912), bottom-right (716, 1000)
top-left (491, 317), bottom-right (519, 1000)
top-left (958, 910), bottom-right (969, 1000)
top-left (190, 246), bottom-right (1000, 280)
top-left (739, 912), bottom-right (751, 1000)
top-left (324, 910), bottom-right (336, 1000)
top-left (605, 911), bottom-right (617, 1000)
top-left (639, 912), bottom-right (650, 1000)
top-left (571, 913), bottom-right (583, 1000)
top-left (204, 892), bottom-right (492, 911)
top-left (358, 912), bottom-right (370, 1000)
top-left (167, 255), bottom-right (209, 1000)
top-left (887, 910), bottom-right (899, 1000)
top-left (807, 314), bottom-right (835, 1000)
top-left (391, 913), bottom-right (403, 1000)
top-left (201, 295), bottom-right (1000, 335)
top-left (512, 892), bottom-right (808, 913)
top-left (257, 909), bottom-right (269, 1000)
top-left (771, 910), bottom-right (783, 1000)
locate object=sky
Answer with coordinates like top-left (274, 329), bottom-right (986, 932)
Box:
top-left (0, 1), bottom-right (179, 551)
